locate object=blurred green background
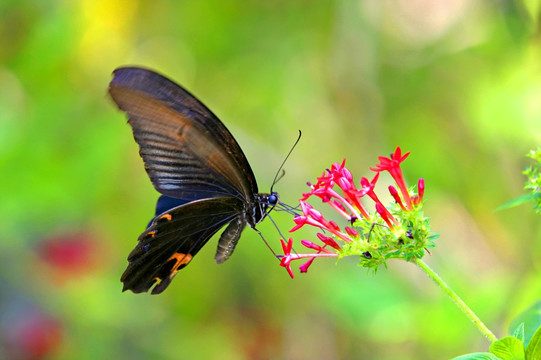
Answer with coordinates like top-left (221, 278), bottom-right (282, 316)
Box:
top-left (1, 0), bottom-right (540, 359)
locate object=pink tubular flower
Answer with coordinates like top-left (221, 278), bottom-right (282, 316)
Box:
top-left (290, 201), bottom-right (352, 243)
top-left (278, 238), bottom-right (339, 278)
top-left (317, 233), bottom-right (341, 250)
top-left (304, 160), bottom-right (370, 219)
top-left (358, 173), bottom-right (397, 226)
top-left (411, 179), bottom-right (426, 205)
top-left (279, 238), bottom-right (295, 278)
top-left (278, 147), bottom-right (431, 278)
top-left (301, 240), bottom-right (335, 253)
top-left (299, 258), bottom-right (316, 273)
top-left (375, 203), bottom-right (394, 229)
top-left (416, 178), bottom-right (425, 204)
top-left (388, 185), bottom-right (405, 211)
top-left (371, 147), bottom-right (412, 210)
top-left (358, 173), bottom-right (379, 199)
top-left (344, 226), bottom-right (359, 238)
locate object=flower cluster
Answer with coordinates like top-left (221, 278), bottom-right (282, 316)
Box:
top-left (279, 147), bottom-right (436, 278)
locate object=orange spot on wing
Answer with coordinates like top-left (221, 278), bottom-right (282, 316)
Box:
top-left (141, 230), bottom-right (156, 241)
top-left (140, 230), bottom-right (156, 240)
top-left (167, 253), bottom-right (193, 278)
top-left (159, 213), bottom-right (172, 221)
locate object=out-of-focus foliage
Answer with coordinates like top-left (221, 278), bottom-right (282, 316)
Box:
top-left (0, 0), bottom-right (540, 359)
top-left (524, 147), bottom-right (541, 212)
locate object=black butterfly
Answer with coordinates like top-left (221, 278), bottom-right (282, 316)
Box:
top-left (109, 67), bottom-right (280, 294)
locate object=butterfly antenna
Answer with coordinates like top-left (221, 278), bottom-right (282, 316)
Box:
top-left (270, 130), bottom-right (302, 192)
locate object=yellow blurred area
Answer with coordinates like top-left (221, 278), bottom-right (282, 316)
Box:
top-left (77, 0), bottom-right (139, 71)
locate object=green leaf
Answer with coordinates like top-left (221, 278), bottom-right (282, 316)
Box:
top-left (525, 325), bottom-right (541, 360)
top-left (451, 353), bottom-right (501, 360)
top-left (513, 323), bottom-right (525, 343)
top-left (510, 301), bottom-right (541, 346)
top-left (489, 336), bottom-right (525, 360)
top-left (495, 194), bottom-right (534, 212)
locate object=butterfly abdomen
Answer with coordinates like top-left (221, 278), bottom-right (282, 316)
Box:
top-left (215, 216), bottom-right (246, 264)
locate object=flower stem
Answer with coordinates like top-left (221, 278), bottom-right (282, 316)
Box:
top-left (414, 258), bottom-right (498, 343)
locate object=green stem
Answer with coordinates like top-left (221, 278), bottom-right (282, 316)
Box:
top-left (414, 258), bottom-right (498, 343)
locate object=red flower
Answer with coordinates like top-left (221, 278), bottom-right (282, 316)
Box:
top-left (359, 173), bottom-right (397, 226)
top-left (304, 160), bottom-right (370, 219)
top-left (375, 203), bottom-right (394, 229)
top-left (316, 233), bottom-right (341, 250)
top-left (279, 238), bottom-right (295, 278)
top-left (279, 147), bottom-right (428, 277)
top-left (299, 257), bottom-right (316, 273)
top-left (413, 178), bottom-right (425, 205)
top-left (389, 185), bottom-right (406, 211)
top-left (371, 147), bottom-right (413, 210)
top-left (3, 310), bottom-right (62, 360)
top-left (301, 240), bottom-right (335, 253)
top-left (278, 238), bottom-right (339, 277)
top-left (344, 226), bottom-right (359, 238)
top-left (291, 201), bottom-right (351, 242)
top-left (36, 232), bottom-right (100, 284)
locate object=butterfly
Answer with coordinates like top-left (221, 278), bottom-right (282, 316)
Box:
top-left (109, 67), bottom-right (281, 294)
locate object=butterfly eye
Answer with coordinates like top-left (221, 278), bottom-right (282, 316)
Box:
top-left (268, 192), bottom-right (278, 205)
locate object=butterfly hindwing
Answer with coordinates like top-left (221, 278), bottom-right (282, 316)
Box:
top-left (121, 197), bottom-right (245, 294)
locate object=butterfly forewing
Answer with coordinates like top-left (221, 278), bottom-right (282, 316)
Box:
top-left (109, 67), bottom-right (258, 202)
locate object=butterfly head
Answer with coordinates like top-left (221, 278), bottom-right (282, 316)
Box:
top-left (268, 191), bottom-right (278, 206)
top-left (258, 191), bottom-right (279, 209)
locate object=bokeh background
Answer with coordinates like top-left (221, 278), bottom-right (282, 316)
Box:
top-left (1, 0), bottom-right (540, 359)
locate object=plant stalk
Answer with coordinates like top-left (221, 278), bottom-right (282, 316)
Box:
top-left (414, 258), bottom-right (498, 343)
